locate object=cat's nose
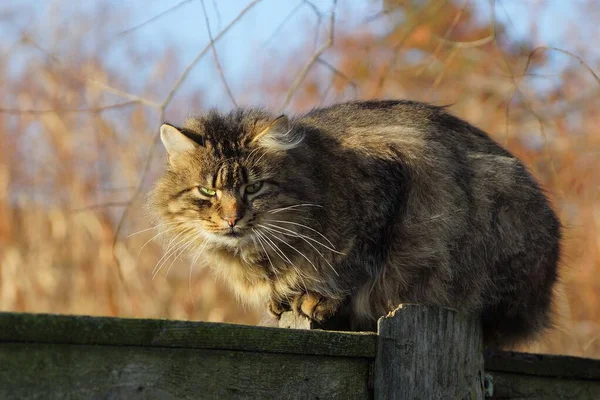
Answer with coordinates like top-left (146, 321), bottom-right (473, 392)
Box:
top-left (223, 216), bottom-right (240, 227)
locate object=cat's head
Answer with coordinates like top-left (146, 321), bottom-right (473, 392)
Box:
top-left (147, 109), bottom-right (311, 252)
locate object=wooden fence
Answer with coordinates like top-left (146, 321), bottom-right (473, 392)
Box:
top-left (1, 305), bottom-right (599, 399)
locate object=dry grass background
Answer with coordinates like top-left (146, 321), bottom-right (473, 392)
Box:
top-left (0, 0), bottom-right (599, 358)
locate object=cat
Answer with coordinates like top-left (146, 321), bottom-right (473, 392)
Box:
top-left (147, 100), bottom-right (561, 348)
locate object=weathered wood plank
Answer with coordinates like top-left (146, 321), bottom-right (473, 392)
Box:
top-left (485, 350), bottom-right (600, 380)
top-left (0, 342), bottom-right (372, 400)
top-left (374, 304), bottom-right (484, 400)
top-left (489, 371), bottom-right (600, 400)
top-left (0, 312), bottom-right (377, 359)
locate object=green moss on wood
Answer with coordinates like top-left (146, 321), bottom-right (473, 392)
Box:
top-left (0, 343), bottom-right (371, 399)
top-left (0, 312), bottom-right (377, 359)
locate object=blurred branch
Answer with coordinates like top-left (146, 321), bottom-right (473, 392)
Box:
top-left (161, 0), bottom-right (262, 108)
top-left (73, 202), bottom-right (131, 212)
top-left (524, 46), bottom-right (600, 85)
top-left (200, 0), bottom-right (238, 107)
top-left (433, 34), bottom-right (495, 49)
top-left (0, 101), bottom-right (138, 115)
top-left (416, 0), bottom-right (470, 78)
top-left (22, 35), bottom-right (162, 109)
top-left (279, 0), bottom-right (338, 112)
top-left (317, 58), bottom-right (358, 105)
top-left (117, 0), bottom-right (195, 38)
top-left (262, 2), bottom-right (304, 48)
top-left (211, 0), bottom-right (223, 30)
top-left (373, 0), bottom-right (448, 97)
top-left (303, 1), bottom-right (324, 54)
top-left (317, 58), bottom-right (357, 91)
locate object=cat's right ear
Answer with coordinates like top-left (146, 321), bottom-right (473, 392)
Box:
top-left (160, 123), bottom-right (198, 158)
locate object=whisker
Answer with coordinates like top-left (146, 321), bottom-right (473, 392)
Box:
top-left (152, 228), bottom-right (195, 277)
top-left (126, 221), bottom-right (182, 238)
top-left (263, 222), bottom-right (344, 255)
top-left (268, 219), bottom-right (336, 248)
top-left (165, 232), bottom-right (204, 278)
top-left (269, 203), bottom-right (323, 214)
top-left (252, 229), bottom-right (276, 273)
top-left (136, 224), bottom-right (184, 259)
top-left (255, 229), bottom-right (292, 265)
top-left (260, 224), bottom-right (339, 276)
top-left (255, 229), bottom-right (313, 290)
top-left (263, 229), bottom-right (319, 273)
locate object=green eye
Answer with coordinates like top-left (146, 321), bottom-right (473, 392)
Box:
top-left (245, 181), bottom-right (263, 194)
top-left (198, 187), bottom-right (216, 197)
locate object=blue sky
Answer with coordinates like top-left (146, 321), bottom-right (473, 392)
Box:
top-left (2, 0), bottom-right (596, 112)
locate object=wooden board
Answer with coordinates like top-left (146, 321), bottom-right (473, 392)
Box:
top-left (485, 350), bottom-right (600, 380)
top-left (0, 342), bottom-right (371, 399)
top-left (0, 312), bottom-right (377, 359)
top-left (489, 372), bottom-right (600, 400)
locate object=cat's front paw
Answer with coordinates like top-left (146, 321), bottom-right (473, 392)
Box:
top-left (291, 292), bottom-right (341, 324)
top-left (267, 298), bottom-right (291, 319)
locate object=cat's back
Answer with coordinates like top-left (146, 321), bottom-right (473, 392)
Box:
top-left (297, 100), bottom-right (505, 155)
top-left (298, 100), bottom-right (437, 133)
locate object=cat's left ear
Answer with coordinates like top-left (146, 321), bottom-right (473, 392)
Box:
top-left (252, 115), bottom-right (303, 151)
top-left (160, 123), bottom-right (199, 157)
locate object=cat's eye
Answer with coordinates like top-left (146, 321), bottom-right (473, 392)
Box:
top-left (245, 181), bottom-right (263, 195)
top-left (198, 187), bottom-right (216, 197)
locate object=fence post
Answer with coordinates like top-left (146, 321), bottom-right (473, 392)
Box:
top-left (374, 304), bottom-right (484, 399)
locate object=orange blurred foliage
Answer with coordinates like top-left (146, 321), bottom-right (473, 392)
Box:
top-left (0, 0), bottom-right (598, 358)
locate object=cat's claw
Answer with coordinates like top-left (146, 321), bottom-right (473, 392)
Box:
top-left (267, 298), bottom-right (291, 319)
top-left (291, 292), bottom-right (341, 324)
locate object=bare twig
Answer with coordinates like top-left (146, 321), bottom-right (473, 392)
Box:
top-left (279, 0), bottom-right (338, 112)
top-left (161, 0), bottom-right (262, 108)
top-left (211, 0), bottom-right (223, 30)
top-left (72, 202), bottom-right (131, 212)
top-left (23, 35), bottom-right (162, 109)
top-left (316, 58), bottom-right (358, 105)
top-left (317, 58), bottom-right (357, 91)
top-left (200, 0), bottom-right (237, 107)
top-left (433, 34), bottom-right (495, 49)
top-left (0, 101), bottom-right (138, 114)
top-left (524, 46), bottom-right (600, 86)
top-left (373, 0), bottom-right (448, 97)
top-left (302, 1), bottom-right (324, 54)
top-left (262, 1), bottom-right (304, 48)
top-left (117, 0), bottom-right (195, 38)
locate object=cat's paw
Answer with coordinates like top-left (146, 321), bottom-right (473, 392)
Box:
top-left (291, 292), bottom-right (341, 323)
top-left (267, 298), bottom-right (291, 319)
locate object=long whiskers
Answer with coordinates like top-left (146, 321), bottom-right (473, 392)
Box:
top-left (261, 229), bottom-right (319, 273)
top-left (164, 232), bottom-right (204, 278)
top-left (126, 221), bottom-right (183, 238)
top-left (260, 224), bottom-right (339, 276)
top-left (136, 224), bottom-right (185, 259)
top-left (252, 229), bottom-right (276, 273)
top-left (263, 222), bottom-right (343, 254)
top-left (253, 228), bottom-right (312, 291)
top-left (268, 219), bottom-right (336, 248)
top-left (269, 203), bottom-right (323, 214)
top-left (254, 229), bottom-right (292, 264)
top-left (151, 228), bottom-right (195, 278)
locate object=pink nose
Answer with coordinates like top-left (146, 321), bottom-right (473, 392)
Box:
top-left (223, 216), bottom-right (239, 227)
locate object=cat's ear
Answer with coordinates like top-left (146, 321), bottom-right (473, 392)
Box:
top-left (251, 115), bottom-right (303, 151)
top-left (160, 123), bottom-right (198, 156)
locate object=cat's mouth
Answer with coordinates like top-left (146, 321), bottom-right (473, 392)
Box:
top-left (224, 230), bottom-right (243, 238)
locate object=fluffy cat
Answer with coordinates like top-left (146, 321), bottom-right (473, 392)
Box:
top-left (147, 100), bottom-right (561, 348)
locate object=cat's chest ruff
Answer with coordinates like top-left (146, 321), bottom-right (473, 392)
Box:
top-left (208, 248), bottom-right (272, 306)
